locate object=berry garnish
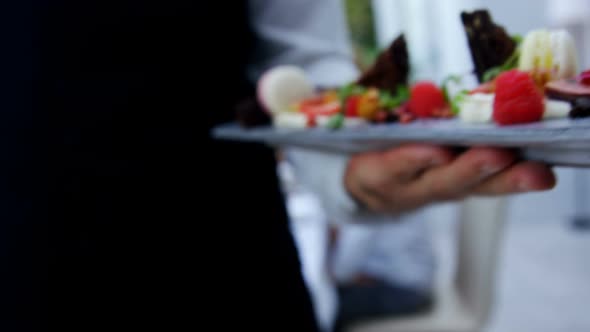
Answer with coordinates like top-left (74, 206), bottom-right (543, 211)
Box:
top-left (578, 70), bottom-right (590, 86)
top-left (373, 110), bottom-right (399, 123)
top-left (408, 81), bottom-right (448, 118)
top-left (373, 110), bottom-right (388, 123)
top-left (394, 103), bottom-right (415, 123)
top-left (493, 69), bottom-right (544, 125)
top-left (345, 95), bottom-right (361, 117)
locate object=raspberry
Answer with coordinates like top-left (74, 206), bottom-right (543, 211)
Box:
top-left (394, 103), bottom-right (415, 123)
top-left (493, 70), bottom-right (544, 125)
top-left (408, 81), bottom-right (447, 118)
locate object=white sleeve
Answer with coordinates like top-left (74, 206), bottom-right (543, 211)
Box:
top-left (285, 147), bottom-right (423, 225)
top-left (247, 0), bottom-right (360, 86)
top-left (284, 148), bottom-right (360, 224)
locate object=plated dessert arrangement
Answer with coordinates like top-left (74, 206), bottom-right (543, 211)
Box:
top-left (214, 8), bottom-right (590, 166)
top-left (251, 9), bottom-right (590, 130)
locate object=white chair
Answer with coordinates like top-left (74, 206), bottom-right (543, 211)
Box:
top-left (346, 197), bottom-right (509, 332)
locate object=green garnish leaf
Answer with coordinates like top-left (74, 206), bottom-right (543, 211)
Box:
top-left (450, 90), bottom-right (469, 115)
top-left (379, 85), bottom-right (410, 109)
top-left (379, 91), bottom-right (395, 108)
top-left (337, 83), bottom-right (366, 104)
top-left (395, 85), bottom-right (410, 101)
top-left (483, 67), bottom-right (504, 83)
top-left (511, 34), bottom-right (523, 45)
top-left (326, 113), bottom-right (345, 130)
top-left (481, 34), bottom-right (523, 82)
top-left (441, 75), bottom-right (463, 103)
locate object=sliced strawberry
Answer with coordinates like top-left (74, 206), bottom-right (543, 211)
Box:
top-left (300, 100), bottom-right (341, 116)
top-left (306, 115), bottom-right (317, 128)
top-left (345, 95), bottom-right (361, 117)
top-left (298, 95), bottom-right (324, 110)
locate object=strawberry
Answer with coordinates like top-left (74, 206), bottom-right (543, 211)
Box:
top-left (345, 95), bottom-right (361, 117)
top-left (394, 103), bottom-right (415, 123)
top-left (579, 70), bottom-right (590, 86)
top-left (298, 96), bottom-right (340, 127)
top-left (408, 81), bottom-right (448, 118)
top-left (300, 100), bottom-right (340, 116)
top-left (493, 69), bottom-right (544, 125)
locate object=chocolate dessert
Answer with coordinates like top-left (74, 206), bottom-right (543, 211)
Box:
top-left (356, 34), bottom-right (410, 93)
top-left (545, 78), bottom-right (590, 103)
top-left (544, 75), bottom-right (590, 118)
top-left (461, 9), bottom-right (517, 83)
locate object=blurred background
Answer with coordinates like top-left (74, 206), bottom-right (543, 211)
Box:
top-left (282, 1), bottom-right (590, 332)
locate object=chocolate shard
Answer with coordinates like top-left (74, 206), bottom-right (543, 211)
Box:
top-left (461, 9), bottom-right (516, 83)
top-left (356, 34), bottom-right (410, 93)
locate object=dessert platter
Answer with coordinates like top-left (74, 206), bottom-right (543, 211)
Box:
top-left (212, 9), bottom-right (590, 167)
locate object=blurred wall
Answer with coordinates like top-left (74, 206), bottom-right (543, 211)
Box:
top-left (483, 0), bottom-right (548, 35)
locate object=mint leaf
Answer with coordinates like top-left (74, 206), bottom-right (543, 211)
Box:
top-left (337, 83), bottom-right (366, 103)
top-left (482, 35), bottom-right (523, 82)
top-left (395, 85), bottom-right (410, 101)
top-left (441, 75), bottom-right (463, 103)
top-left (326, 113), bottom-right (345, 130)
top-left (379, 91), bottom-right (395, 108)
top-left (450, 90), bottom-right (469, 115)
top-left (337, 83), bottom-right (353, 103)
top-left (379, 85), bottom-right (410, 109)
top-left (512, 34), bottom-right (523, 45)
top-left (483, 67), bottom-right (504, 83)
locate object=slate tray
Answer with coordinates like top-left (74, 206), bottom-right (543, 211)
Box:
top-left (212, 118), bottom-right (590, 167)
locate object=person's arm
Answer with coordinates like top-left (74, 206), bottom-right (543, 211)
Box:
top-left (284, 148), bottom-right (362, 224)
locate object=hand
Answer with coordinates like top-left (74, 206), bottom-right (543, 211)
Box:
top-left (344, 144), bottom-right (556, 215)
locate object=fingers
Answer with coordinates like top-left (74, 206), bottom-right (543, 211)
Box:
top-left (406, 147), bottom-right (518, 202)
top-left (474, 161), bottom-right (557, 195)
top-left (344, 144), bottom-right (456, 212)
top-left (344, 151), bottom-right (392, 212)
top-left (344, 144), bottom-right (558, 216)
top-left (380, 144), bottom-right (456, 182)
